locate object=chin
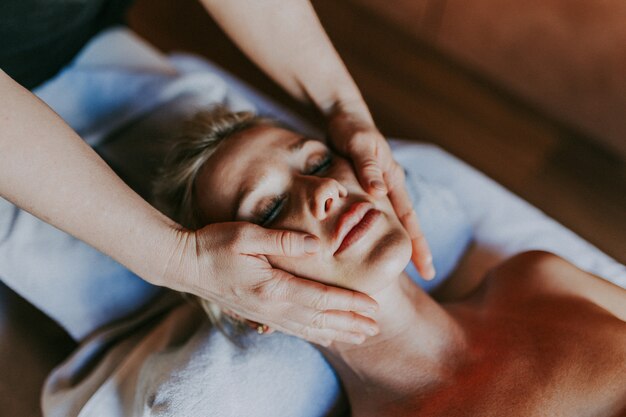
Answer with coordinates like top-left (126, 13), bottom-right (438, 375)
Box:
top-left (355, 228), bottom-right (412, 293)
top-left (269, 228), bottom-right (411, 294)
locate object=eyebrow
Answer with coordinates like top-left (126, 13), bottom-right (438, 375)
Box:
top-left (232, 135), bottom-right (314, 220)
top-left (288, 136), bottom-right (311, 153)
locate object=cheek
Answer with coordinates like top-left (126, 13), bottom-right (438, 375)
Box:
top-left (366, 228), bottom-right (412, 276)
top-left (265, 209), bottom-right (340, 285)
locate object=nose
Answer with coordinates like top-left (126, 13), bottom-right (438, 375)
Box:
top-left (305, 177), bottom-right (348, 220)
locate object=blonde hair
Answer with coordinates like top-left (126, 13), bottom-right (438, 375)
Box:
top-left (153, 105), bottom-right (277, 331)
top-left (154, 105), bottom-right (275, 229)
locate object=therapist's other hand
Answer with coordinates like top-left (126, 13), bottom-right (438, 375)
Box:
top-left (327, 106), bottom-right (435, 280)
top-left (165, 222), bottom-right (379, 346)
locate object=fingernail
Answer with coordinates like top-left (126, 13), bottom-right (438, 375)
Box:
top-left (370, 180), bottom-right (386, 192)
top-left (350, 334), bottom-right (366, 344)
top-left (304, 236), bottom-right (320, 253)
top-left (424, 264), bottom-right (436, 281)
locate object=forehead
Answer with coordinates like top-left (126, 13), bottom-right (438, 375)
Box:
top-left (195, 125), bottom-right (302, 222)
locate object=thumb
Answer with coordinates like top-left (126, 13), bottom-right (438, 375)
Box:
top-left (347, 133), bottom-right (387, 196)
top-left (356, 154), bottom-right (387, 196)
top-left (239, 225), bottom-right (320, 257)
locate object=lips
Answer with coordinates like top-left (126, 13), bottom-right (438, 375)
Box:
top-left (333, 201), bottom-right (381, 255)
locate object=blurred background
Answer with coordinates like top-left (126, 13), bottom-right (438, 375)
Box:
top-left (128, 0), bottom-right (625, 263)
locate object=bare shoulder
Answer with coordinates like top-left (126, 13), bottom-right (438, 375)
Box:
top-left (482, 250), bottom-right (626, 321)
top-left (454, 251), bottom-right (626, 417)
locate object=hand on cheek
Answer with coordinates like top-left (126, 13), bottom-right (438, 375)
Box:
top-left (327, 111), bottom-right (435, 280)
top-left (177, 222), bottom-right (379, 345)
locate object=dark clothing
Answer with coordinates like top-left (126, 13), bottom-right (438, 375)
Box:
top-left (1, 0), bottom-right (134, 89)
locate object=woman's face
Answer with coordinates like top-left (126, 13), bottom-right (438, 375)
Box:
top-left (195, 124), bottom-right (411, 294)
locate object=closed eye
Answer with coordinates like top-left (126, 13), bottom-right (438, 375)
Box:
top-left (256, 152), bottom-right (332, 225)
top-left (306, 152), bottom-right (333, 175)
top-left (257, 194), bottom-right (287, 226)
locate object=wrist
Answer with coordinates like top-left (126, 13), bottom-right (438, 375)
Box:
top-left (155, 225), bottom-right (201, 293)
top-left (323, 94), bottom-right (374, 127)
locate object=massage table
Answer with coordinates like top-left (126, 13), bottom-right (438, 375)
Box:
top-left (0, 28), bottom-right (623, 417)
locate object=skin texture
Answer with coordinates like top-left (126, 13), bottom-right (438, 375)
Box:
top-left (201, 0), bottom-right (434, 279)
top-left (196, 125), bottom-right (626, 417)
top-left (196, 125), bottom-right (412, 294)
top-left (0, 0), bottom-right (437, 345)
top-left (0, 67), bottom-right (378, 346)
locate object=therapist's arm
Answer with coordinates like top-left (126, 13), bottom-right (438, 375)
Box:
top-left (0, 70), bottom-right (378, 345)
top-left (200, 0), bottom-right (435, 278)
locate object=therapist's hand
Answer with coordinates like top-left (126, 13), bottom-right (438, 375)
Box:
top-left (327, 104), bottom-right (435, 280)
top-left (164, 222), bottom-right (379, 346)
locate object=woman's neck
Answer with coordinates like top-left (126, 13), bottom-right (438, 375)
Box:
top-left (320, 273), bottom-right (467, 414)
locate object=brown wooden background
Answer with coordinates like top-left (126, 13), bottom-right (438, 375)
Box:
top-left (128, 0), bottom-right (625, 262)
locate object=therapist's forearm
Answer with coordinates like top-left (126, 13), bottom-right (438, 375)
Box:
top-left (200, 0), bottom-right (372, 120)
top-left (0, 70), bottom-right (181, 286)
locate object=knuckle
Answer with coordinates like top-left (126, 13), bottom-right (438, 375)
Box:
top-left (278, 231), bottom-right (296, 255)
top-left (230, 226), bottom-right (250, 249)
top-left (298, 325), bottom-right (313, 341)
top-left (361, 158), bottom-right (380, 173)
top-left (321, 328), bottom-right (337, 340)
top-left (266, 275), bottom-right (293, 303)
top-left (389, 162), bottom-right (406, 183)
top-left (347, 131), bottom-right (374, 153)
top-left (353, 129), bottom-right (372, 143)
top-left (230, 284), bottom-right (245, 300)
top-left (410, 228), bottom-right (423, 242)
top-left (251, 282), bottom-right (274, 302)
top-left (346, 290), bottom-right (358, 310)
top-left (397, 165), bottom-right (406, 181)
top-left (269, 274), bottom-right (291, 302)
top-left (313, 286), bottom-right (331, 310)
top-left (348, 311), bottom-right (362, 332)
top-left (399, 210), bottom-right (415, 225)
top-left (311, 311), bottom-right (327, 329)
top-left (272, 232), bottom-right (283, 254)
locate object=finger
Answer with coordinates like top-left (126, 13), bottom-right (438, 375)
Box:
top-left (284, 306), bottom-right (378, 336)
top-left (222, 301), bottom-right (367, 344)
top-left (386, 167), bottom-right (435, 280)
top-left (271, 272), bottom-right (379, 313)
top-left (357, 156), bottom-right (387, 196)
top-left (238, 224), bottom-right (320, 256)
top-left (401, 209), bottom-right (434, 280)
top-left (279, 322), bottom-right (367, 346)
top-left (411, 235), bottom-right (435, 280)
top-left (347, 134), bottom-right (388, 196)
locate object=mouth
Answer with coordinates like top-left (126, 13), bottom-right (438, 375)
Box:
top-left (333, 201), bottom-right (381, 255)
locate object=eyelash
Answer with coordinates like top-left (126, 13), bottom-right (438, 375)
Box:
top-left (258, 194), bottom-right (287, 226)
top-left (258, 152), bottom-right (333, 225)
top-left (306, 152), bottom-right (333, 175)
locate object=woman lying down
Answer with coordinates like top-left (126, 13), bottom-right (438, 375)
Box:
top-left (151, 107), bottom-right (626, 417)
top-left (45, 106), bottom-right (625, 417)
